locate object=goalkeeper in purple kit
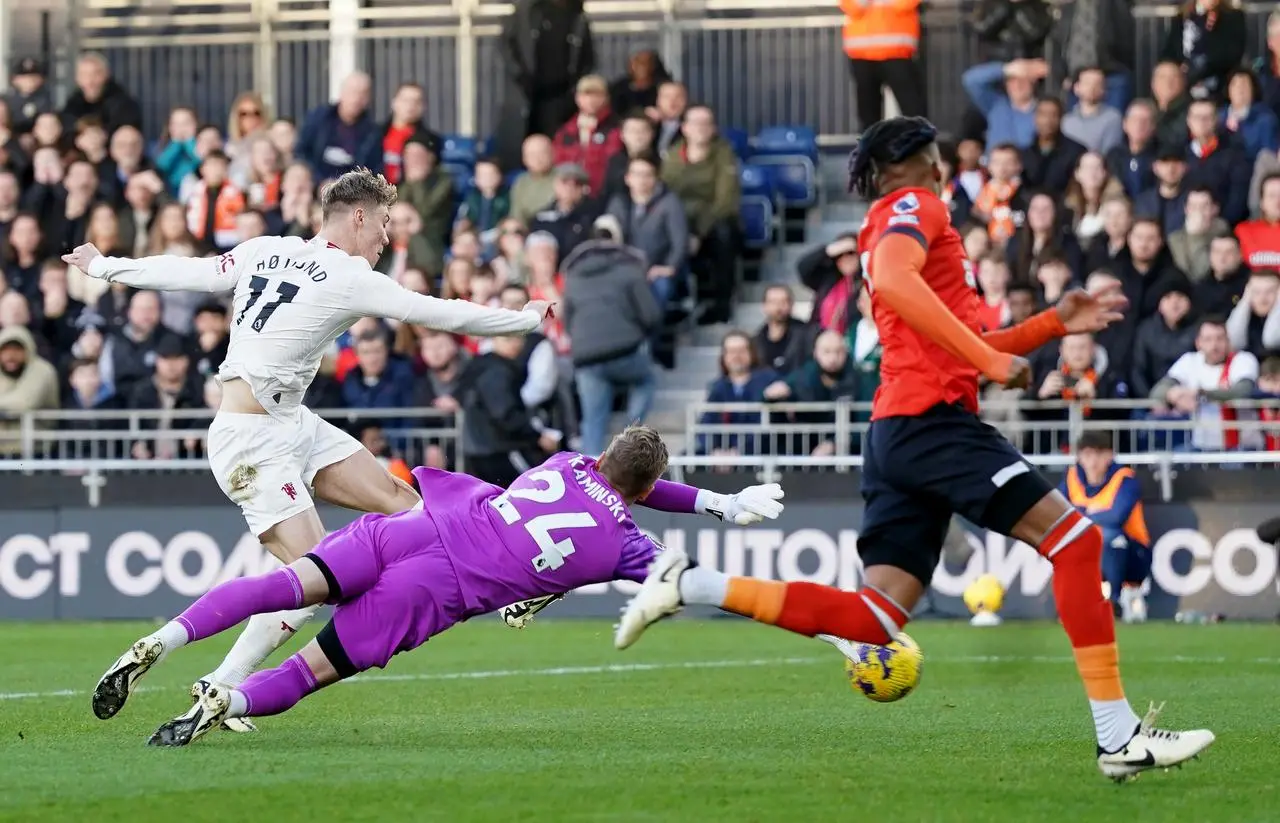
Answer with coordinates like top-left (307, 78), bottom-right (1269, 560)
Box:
top-left (89, 425), bottom-right (784, 746)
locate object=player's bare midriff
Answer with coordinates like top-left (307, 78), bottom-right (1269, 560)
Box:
top-left (220, 377), bottom-right (269, 415)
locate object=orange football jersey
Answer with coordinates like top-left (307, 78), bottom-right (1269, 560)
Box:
top-left (857, 186), bottom-right (984, 419)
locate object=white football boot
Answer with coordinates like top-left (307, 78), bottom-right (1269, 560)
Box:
top-left (191, 679), bottom-right (257, 732)
top-left (817, 634), bottom-right (862, 664)
top-left (91, 638), bottom-right (164, 720)
top-left (615, 549), bottom-right (690, 649)
top-left (1119, 586), bottom-right (1148, 624)
top-left (1097, 702), bottom-right (1215, 781)
top-left (149, 684), bottom-right (232, 747)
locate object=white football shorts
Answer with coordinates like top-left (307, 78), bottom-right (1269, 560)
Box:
top-left (207, 406), bottom-right (363, 536)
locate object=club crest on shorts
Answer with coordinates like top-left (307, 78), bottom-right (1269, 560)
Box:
top-left (226, 463), bottom-right (258, 503)
top-left (281, 482), bottom-right (298, 501)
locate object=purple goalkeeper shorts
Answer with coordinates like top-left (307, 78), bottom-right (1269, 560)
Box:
top-left (306, 512), bottom-right (464, 676)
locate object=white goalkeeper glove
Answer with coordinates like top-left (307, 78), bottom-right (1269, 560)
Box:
top-left (699, 483), bottom-right (785, 526)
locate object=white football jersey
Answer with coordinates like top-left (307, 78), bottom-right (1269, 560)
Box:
top-left (88, 235), bottom-right (541, 418)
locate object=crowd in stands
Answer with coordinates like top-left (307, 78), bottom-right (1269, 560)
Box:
top-left (0, 41), bottom-right (746, 481)
top-left (698, 6), bottom-right (1280, 459)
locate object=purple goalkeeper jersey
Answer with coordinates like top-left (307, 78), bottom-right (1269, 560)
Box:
top-left (407, 453), bottom-right (661, 619)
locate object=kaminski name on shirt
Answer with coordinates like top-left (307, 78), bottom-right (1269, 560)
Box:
top-left (568, 454), bottom-right (627, 523)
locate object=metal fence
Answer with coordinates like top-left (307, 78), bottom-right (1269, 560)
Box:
top-left (0, 406), bottom-right (463, 471)
top-left (40, 0), bottom-right (1280, 144)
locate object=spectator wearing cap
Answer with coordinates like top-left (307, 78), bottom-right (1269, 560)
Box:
top-left (550, 74), bottom-right (622, 196)
top-left (4, 58), bottom-right (54, 137)
top-left (1021, 97), bottom-right (1086, 194)
top-left (396, 131), bottom-right (452, 277)
top-left (185, 149), bottom-right (245, 253)
top-left (605, 152), bottom-right (688, 312)
top-left (1235, 174), bottom-right (1280, 271)
top-left (1062, 67), bottom-right (1124, 155)
top-left (1167, 186), bottom-right (1229, 281)
top-left (33, 260), bottom-right (84, 358)
top-left (60, 53), bottom-right (141, 136)
top-left (1227, 270), bottom-right (1280, 359)
top-left (510, 135), bottom-right (557, 226)
top-left (1134, 144), bottom-right (1188, 236)
top-left (296, 71), bottom-right (377, 181)
top-left (661, 104), bottom-right (741, 325)
top-left (359, 82), bottom-right (440, 185)
top-left (1192, 231), bottom-right (1249, 315)
top-left (1131, 276), bottom-right (1197, 398)
top-left (191, 301), bottom-right (230, 379)
top-left (101, 289), bottom-right (184, 400)
top-left (129, 333), bottom-right (204, 461)
top-left (530, 162), bottom-right (598, 264)
top-left (0, 323), bottom-right (59, 456)
top-left (1159, 0), bottom-right (1245, 102)
top-left (1183, 99), bottom-right (1250, 226)
top-left (562, 214), bottom-right (661, 456)
top-left (1106, 100), bottom-right (1158, 198)
top-left (492, 0), bottom-right (596, 172)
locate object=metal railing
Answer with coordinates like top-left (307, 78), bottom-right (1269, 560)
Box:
top-left (0, 406), bottom-right (463, 471)
top-left (47, 0), bottom-right (1280, 145)
top-left (685, 396), bottom-right (1280, 456)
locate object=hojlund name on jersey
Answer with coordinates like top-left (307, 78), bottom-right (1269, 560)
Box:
top-left (254, 255), bottom-right (330, 281)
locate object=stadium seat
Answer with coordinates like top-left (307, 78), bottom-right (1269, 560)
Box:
top-left (739, 164), bottom-right (776, 248)
top-left (750, 125), bottom-right (818, 208)
top-left (722, 127), bottom-right (750, 160)
top-left (442, 135), bottom-right (478, 194)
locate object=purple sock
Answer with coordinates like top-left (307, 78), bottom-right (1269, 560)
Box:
top-left (174, 567), bottom-right (305, 642)
top-left (236, 653), bottom-right (319, 717)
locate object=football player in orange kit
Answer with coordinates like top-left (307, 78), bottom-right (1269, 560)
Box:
top-left (616, 117), bottom-right (1214, 782)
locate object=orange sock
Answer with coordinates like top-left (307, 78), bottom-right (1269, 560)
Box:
top-left (1040, 510), bottom-right (1124, 700)
top-left (722, 578), bottom-right (788, 624)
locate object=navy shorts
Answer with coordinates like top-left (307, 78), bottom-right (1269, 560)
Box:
top-left (859, 403), bottom-right (1054, 586)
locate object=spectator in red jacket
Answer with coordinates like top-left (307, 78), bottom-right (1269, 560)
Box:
top-left (551, 74), bottom-right (623, 196)
top-left (1236, 173), bottom-right (1280, 271)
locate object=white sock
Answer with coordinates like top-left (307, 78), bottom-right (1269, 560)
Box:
top-left (677, 564), bottom-right (730, 606)
top-left (227, 689), bottom-right (250, 719)
top-left (205, 605), bottom-right (320, 687)
top-left (145, 620), bottom-right (191, 663)
top-left (1091, 698), bottom-right (1142, 752)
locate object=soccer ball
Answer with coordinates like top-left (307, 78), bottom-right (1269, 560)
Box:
top-left (963, 573), bottom-right (1005, 615)
top-left (843, 632), bottom-right (923, 703)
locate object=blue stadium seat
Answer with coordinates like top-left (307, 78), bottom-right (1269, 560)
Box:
top-left (739, 164), bottom-right (775, 248)
top-left (722, 127), bottom-right (750, 160)
top-left (442, 135), bottom-right (478, 194)
top-left (750, 126), bottom-right (818, 208)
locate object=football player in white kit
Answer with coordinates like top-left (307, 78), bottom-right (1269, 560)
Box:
top-left (68, 169), bottom-right (553, 730)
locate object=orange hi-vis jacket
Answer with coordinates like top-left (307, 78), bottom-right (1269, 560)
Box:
top-left (840, 0), bottom-right (921, 61)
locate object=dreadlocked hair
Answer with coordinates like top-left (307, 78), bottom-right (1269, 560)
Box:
top-left (846, 116), bottom-right (940, 200)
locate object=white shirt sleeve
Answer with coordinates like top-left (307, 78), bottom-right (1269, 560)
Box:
top-left (1229, 351), bottom-right (1260, 384)
top-left (1166, 353), bottom-right (1195, 385)
top-left (347, 268), bottom-right (542, 337)
top-left (87, 252), bottom-right (237, 294)
top-left (521, 338), bottom-right (559, 408)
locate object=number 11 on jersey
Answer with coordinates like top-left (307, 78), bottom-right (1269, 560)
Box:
top-left (489, 470), bottom-right (597, 572)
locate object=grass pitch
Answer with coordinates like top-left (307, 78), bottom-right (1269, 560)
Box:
top-left (0, 619), bottom-right (1274, 822)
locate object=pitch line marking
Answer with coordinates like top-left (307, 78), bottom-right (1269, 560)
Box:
top-left (2, 653), bottom-right (1278, 702)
